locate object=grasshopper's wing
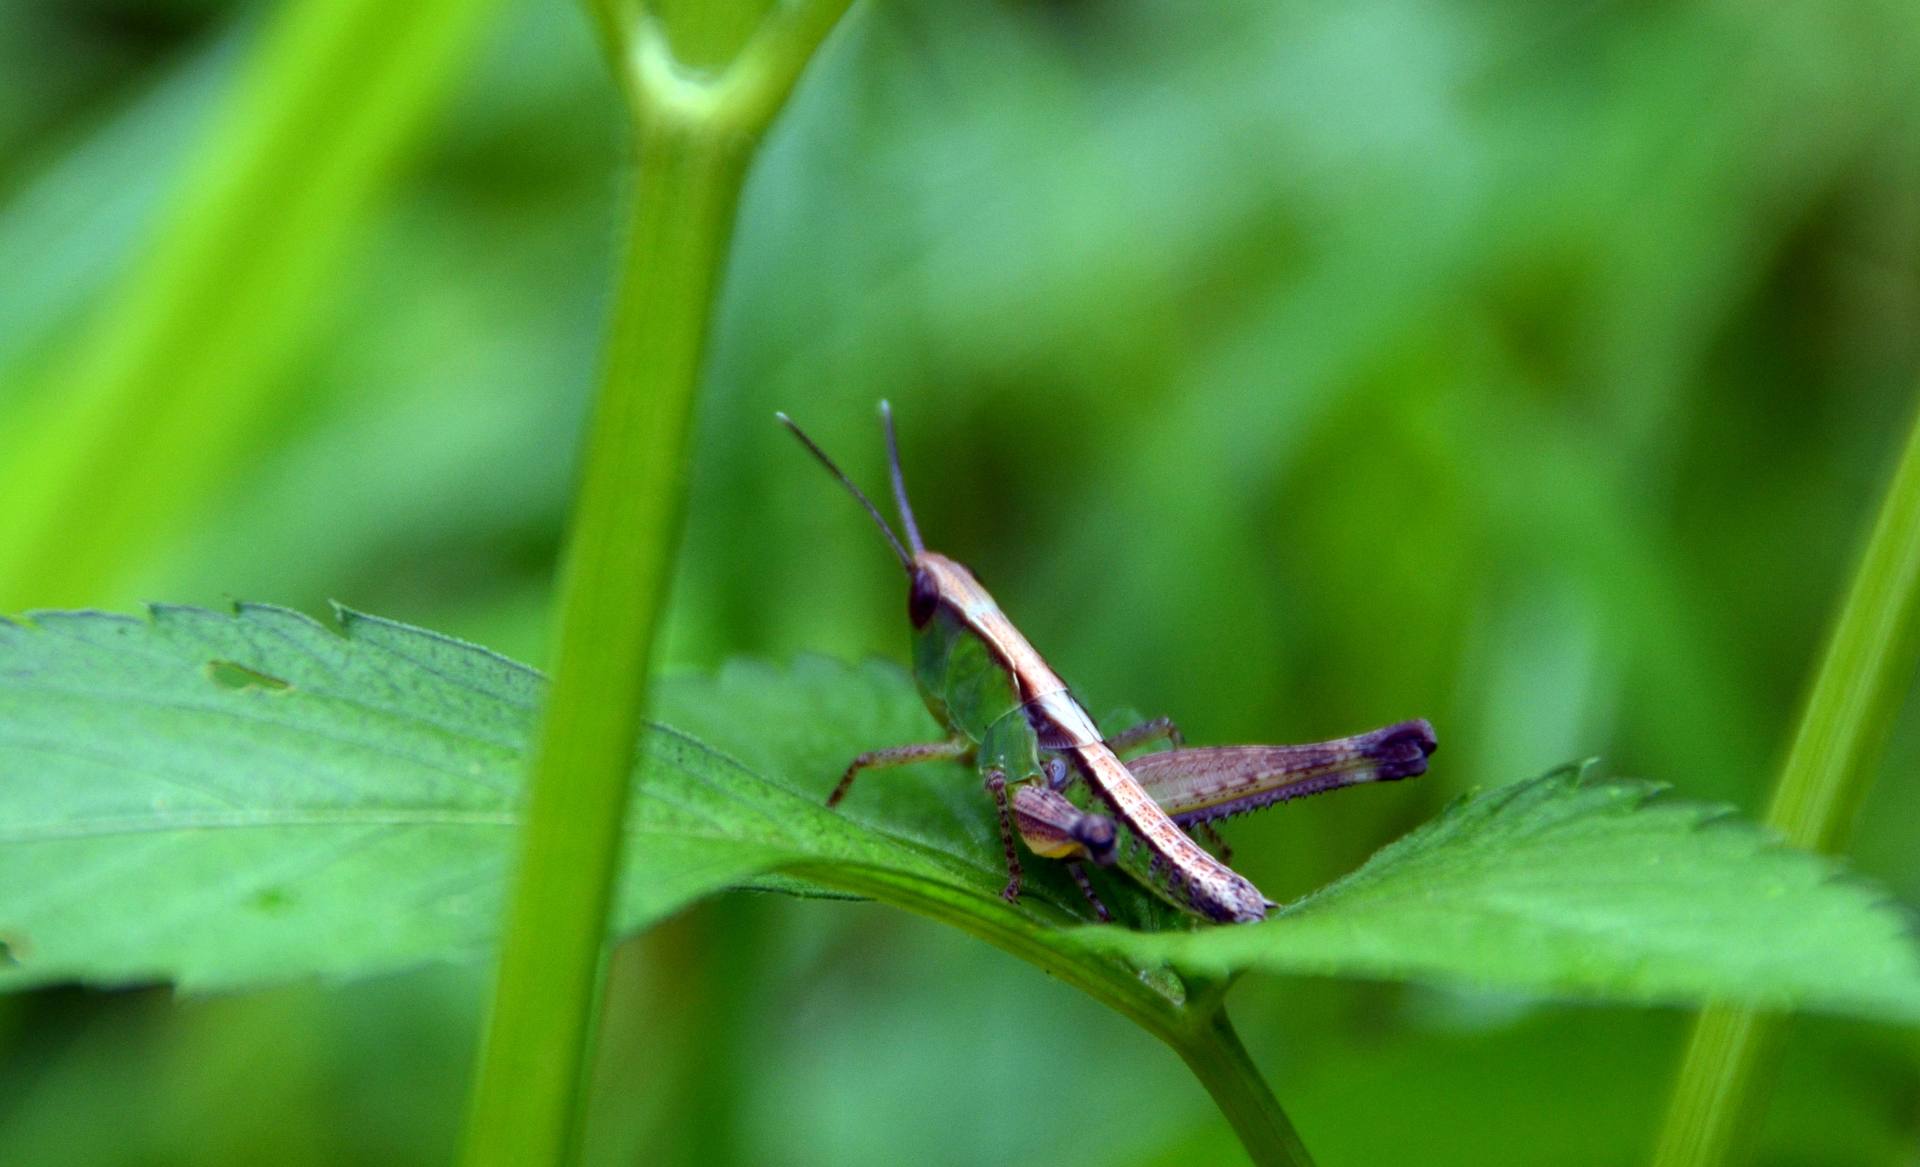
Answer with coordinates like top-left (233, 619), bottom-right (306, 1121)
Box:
top-left (1124, 719), bottom-right (1435, 826)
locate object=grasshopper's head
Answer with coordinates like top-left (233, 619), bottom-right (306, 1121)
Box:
top-left (777, 402), bottom-right (938, 627)
top-left (780, 406), bottom-right (1008, 737)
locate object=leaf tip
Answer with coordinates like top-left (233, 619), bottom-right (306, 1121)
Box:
top-left (325, 599), bottom-right (361, 633)
top-left (143, 600), bottom-right (205, 625)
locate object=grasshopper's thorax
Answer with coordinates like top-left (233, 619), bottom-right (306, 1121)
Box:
top-left (908, 562), bottom-right (1001, 737)
top-left (906, 552), bottom-right (1273, 924)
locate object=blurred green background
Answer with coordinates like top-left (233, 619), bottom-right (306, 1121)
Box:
top-left (3, 0), bottom-right (1919, 1162)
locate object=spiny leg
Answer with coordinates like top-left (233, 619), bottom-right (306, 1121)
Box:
top-left (827, 738), bottom-right (971, 807)
top-left (983, 767), bottom-right (1023, 902)
top-left (1065, 861), bottom-right (1111, 923)
top-left (1106, 715), bottom-right (1184, 755)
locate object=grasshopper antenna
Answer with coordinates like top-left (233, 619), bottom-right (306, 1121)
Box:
top-left (879, 400), bottom-right (926, 555)
top-left (777, 411), bottom-right (912, 571)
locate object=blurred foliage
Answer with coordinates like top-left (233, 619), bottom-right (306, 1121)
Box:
top-left (1, 0), bottom-right (1918, 1163)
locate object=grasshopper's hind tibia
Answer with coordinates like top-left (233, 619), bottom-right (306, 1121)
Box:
top-left (827, 738), bottom-right (972, 807)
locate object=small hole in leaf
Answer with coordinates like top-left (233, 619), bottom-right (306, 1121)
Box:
top-left (206, 660), bottom-right (292, 693)
top-left (0, 933), bottom-right (26, 966)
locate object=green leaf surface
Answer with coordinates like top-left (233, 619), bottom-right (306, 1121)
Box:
top-left (1075, 768), bottom-right (1920, 1021)
top-left (0, 604), bottom-right (1050, 993)
top-left (2, 605), bottom-right (1917, 1024)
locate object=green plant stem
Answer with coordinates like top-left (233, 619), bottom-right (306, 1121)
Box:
top-left (461, 122), bottom-right (744, 1167)
top-left (812, 866), bottom-right (1315, 1167)
top-left (1168, 1011), bottom-right (1316, 1167)
top-left (461, 5), bottom-right (851, 1165)
top-left (1651, 399), bottom-right (1920, 1167)
top-left (0, 0), bottom-right (500, 611)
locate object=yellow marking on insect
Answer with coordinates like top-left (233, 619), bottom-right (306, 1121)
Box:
top-left (1012, 785), bottom-right (1093, 859)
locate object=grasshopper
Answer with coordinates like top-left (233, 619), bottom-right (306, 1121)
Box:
top-left (1009, 721), bottom-right (1435, 921)
top-left (778, 404), bottom-right (1434, 924)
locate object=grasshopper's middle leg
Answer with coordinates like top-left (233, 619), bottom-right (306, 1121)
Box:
top-left (983, 767), bottom-right (1023, 902)
top-left (1106, 716), bottom-right (1184, 755)
top-left (1065, 861), bottom-right (1112, 922)
top-left (828, 738), bottom-right (972, 807)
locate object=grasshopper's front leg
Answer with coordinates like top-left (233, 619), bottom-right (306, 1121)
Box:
top-left (1063, 863), bottom-right (1111, 922)
top-left (827, 738), bottom-right (972, 807)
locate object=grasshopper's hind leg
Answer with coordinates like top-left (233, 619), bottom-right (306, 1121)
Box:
top-left (983, 767), bottom-right (1024, 902)
top-left (1065, 861), bottom-right (1111, 922)
top-left (828, 738), bottom-right (972, 807)
top-left (1106, 716), bottom-right (1184, 755)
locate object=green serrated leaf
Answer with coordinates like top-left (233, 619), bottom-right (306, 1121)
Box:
top-left (0, 604), bottom-right (1075, 993)
top-left (2, 604), bottom-right (1918, 1025)
top-left (1075, 765), bottom-right (1920, 1021)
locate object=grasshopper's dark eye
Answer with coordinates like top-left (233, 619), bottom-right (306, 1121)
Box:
top-left (908, 568), bottom-right (939, 629)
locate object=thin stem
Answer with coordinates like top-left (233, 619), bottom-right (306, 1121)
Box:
top-left (461, 123), bottom-right (745, 1167)
top-left (1168, 1010), bottom-right (1317, 1167)
top-left (1651, 1011), bottom-right (1781, 1167)
top-left (1651, 397), bottom-right (1920, 1167)
top-left (460, 5), bottom-right (851, 1165)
